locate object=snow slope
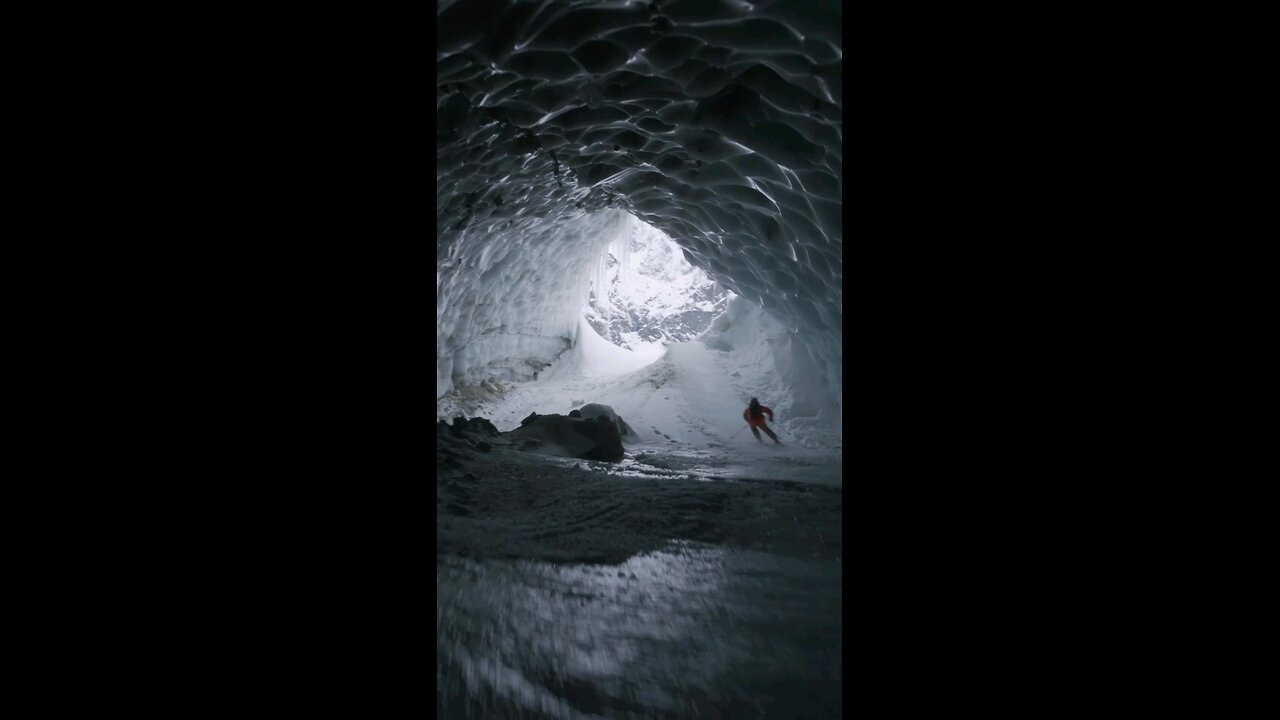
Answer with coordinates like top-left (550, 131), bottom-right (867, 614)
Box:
top-left (441, 297), bottom-right (841, 484)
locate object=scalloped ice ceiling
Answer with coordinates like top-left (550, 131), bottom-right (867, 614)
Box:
top-left (437, 0), bottom-right (841, 414)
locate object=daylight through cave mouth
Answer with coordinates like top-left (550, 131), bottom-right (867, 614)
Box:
top-left (584, 214), bottom-right (727, 356)
top-left (437, 0), bottom-right (842, 429)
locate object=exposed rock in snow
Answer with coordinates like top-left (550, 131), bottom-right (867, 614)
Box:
top-left (573, 402), bottom-right (634, 438)
top-left (439, 411), bottom-right (626, 486)
top-left (508, 413), bottom-right (625, 461)
top-left (442, 416), bottom-right (500, 438)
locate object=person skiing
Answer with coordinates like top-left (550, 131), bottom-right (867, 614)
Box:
top-left (743, 398), bottom-right (781, 444)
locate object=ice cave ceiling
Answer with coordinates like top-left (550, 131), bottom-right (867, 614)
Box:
top-left (437, 0), bottom-right (842, 405)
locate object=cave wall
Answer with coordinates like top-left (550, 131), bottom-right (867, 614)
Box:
top-left (437, 0), bottom-right (842, 414)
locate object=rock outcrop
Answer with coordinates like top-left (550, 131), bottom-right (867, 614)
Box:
top-left (506, 413), bottom-right (624, 462)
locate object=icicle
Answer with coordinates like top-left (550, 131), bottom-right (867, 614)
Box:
top-left (616, 214), bottom-right (631, 296)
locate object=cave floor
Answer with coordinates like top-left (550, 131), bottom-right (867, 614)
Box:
top-left (438, 446), bottom-right (842, 718)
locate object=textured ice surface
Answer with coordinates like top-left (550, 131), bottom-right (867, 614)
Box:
top-left (438, 209), bottom-right (630, 394)
top-left (437, 0), bottom-right (842, 415)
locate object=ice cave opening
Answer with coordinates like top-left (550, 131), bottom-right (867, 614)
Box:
top-left (435, 0), bottom-right (842, 453)
top-left (437, 206), bottom-right (840, 453)
top-left (437, 1), bottom-right (843, 714)
top-left (583, 213), bottom-right (728, 361)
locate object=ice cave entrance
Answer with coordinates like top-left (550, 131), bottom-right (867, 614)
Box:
top-left (583, 215), bottom-right (730, 368)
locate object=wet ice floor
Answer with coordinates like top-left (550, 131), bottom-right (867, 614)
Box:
top-left (438, 441), bottom-right (842, 718)
top-left (438, 542), bottom-right (841, 719)
top-left (549, 445), bottom-right (843, 487)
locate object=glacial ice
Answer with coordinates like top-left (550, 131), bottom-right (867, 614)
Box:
top-left (437, 0), bottom-right (842, 424)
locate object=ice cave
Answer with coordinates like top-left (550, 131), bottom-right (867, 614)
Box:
top-left (437, 0), bottom-right (842, 716)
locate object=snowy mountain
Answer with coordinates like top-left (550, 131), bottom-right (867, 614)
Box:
top-left (584, 217), bottom-right (729, 352)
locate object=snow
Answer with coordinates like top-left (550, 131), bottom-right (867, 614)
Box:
top-left (543, 315), bottom-right (663, 382)
top-left (438, 205), bottom-right (841, 457)
top-left (440, 290), bottom-right (841, 483)
top-left (585, 218), bottom-right (729, 350)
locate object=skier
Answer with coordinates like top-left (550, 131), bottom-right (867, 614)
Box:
top-left (743, 398), bottom-right (782, 444)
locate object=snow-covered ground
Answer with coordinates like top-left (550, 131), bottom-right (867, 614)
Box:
top-left (439, 295), bottom-right (842, 486)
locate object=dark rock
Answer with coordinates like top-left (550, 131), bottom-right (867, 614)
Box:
top-left (520, 412), bottom-right (539, 426)
top-left (450, 416), bottom-right (468, 436)
top-left (505, 413), bottom-right (624, 462)
top-left (448, 416), bottom-right (500, 437)
top-left (576, 403), bottom-right (631, 440)
top-left (572, 416), bottom-right (624, 461)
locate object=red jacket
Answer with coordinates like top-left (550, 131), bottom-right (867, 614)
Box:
top-left (744, 405), bottom-right (773, 426)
